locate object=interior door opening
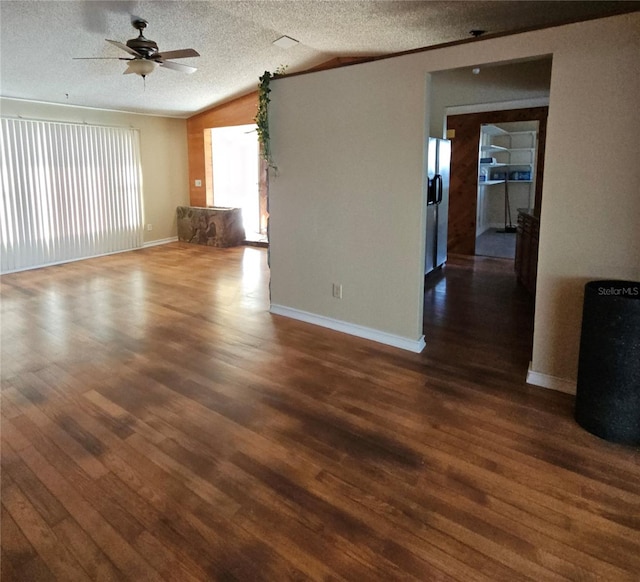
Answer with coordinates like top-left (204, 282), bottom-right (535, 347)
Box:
top-left (424, 57), bottom-right (552, 380)
top-left (476, 120), bottom-right (540, 260)
top-left (210, 124), bottom-right (268, 243)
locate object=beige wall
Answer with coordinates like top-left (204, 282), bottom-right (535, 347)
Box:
top-left (0, 98), bottom-right (189, 243)
top-left (429, 59), bottom-right (552, 136)
top-left (532, 16), bottom-right (640, 383)
top-left (268, 13), bottom-right (640, 387)
top-left (269, 58), bottom-right (427, 338)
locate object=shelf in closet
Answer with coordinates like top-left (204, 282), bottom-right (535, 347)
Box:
top-left (482, 125), bottom-right (509, 136)
top-left (480, 145), bottom-right (509, 153)
top-left (478, 125), bottom-right (538, 218)
top-left (479, 179), bottom-right (532, 185)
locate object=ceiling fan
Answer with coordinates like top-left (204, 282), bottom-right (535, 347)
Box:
top-left (75, 18), bottom-right (200, 78)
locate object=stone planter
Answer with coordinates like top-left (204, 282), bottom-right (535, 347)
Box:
top-left (176, 206), bottom-right (245, 248)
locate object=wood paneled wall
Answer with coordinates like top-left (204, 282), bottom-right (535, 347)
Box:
top-left (446, 107), bottom-right (548, 256)
top-left (186, 92), bottom-right (259, 207)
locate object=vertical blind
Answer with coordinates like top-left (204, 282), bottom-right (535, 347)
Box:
top-left (1, 118), bottom-right (144, 273)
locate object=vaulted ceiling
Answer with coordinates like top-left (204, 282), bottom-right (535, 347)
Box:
top-left (1, 1), bottom-right (637, 117)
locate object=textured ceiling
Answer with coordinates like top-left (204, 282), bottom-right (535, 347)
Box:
top-left (1, 1), bottom-right (638, 118)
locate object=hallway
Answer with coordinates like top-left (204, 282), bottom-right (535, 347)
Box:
top-left (423, 253), bottom-right (533, 386)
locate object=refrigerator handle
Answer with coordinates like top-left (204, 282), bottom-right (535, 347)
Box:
top-left (427, 177), bottom-right (436, 205)
top-left (435, 174), bottom-right (443, 204)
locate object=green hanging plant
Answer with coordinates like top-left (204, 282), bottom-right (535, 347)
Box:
top-left (255, 65), bottom-right (287, 172)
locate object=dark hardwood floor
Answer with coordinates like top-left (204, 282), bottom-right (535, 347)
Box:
top-left (1, 243), bottom-right (639, 581)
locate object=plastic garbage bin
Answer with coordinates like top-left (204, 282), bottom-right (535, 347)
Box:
top-left (575, 280), bottom-right (640, 445)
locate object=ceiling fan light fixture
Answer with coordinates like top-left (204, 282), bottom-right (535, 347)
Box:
top-left (126, 59), bottom-right (158, 77)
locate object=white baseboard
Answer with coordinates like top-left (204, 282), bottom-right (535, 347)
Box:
top-left (270, 304), bottom-right (426, 353)
top-left (143, 236), bottom-right (178, 248)
top-left (1, 245), bottom-right (144, 274)
top-left (526, 362), bottom-right (576, 395)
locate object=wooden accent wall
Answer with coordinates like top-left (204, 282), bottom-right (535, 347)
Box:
top-left (446, 107), bottom-right (548, 256)
top-left (186, 92), bottom-right (259, 207)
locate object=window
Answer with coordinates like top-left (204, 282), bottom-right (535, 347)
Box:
top-left (1, 119), bottom-right (144, 273)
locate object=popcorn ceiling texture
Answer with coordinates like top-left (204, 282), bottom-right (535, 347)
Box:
top-left (0, 1), bottom-right (634, 117)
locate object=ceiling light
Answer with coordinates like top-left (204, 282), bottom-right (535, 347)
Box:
top-left (273, 35), bottom-right (299, 49)
top-left (125, 59), bottom-right (158, 77)
top-left (472, 67), bottom-right (481, 75)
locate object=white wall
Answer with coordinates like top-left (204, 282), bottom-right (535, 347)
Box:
top-left (268, 13), bottom-right (640, 387)
top-left (0, 98), bottom-right (189, 243)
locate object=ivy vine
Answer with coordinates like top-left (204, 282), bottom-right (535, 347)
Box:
top-left (255, 66), bottom-right (287, 172)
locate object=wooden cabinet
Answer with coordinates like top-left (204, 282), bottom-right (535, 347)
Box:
top-left (515, 209), bottom-right (539, 295)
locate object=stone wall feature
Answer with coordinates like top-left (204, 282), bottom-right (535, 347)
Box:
top-left (176, 206), bottom-right (245, 247)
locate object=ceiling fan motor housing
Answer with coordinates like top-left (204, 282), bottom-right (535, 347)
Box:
top-left (126, 19), bottom-right (159, 58)
top-left (126, 36), bottom-right (158, 58)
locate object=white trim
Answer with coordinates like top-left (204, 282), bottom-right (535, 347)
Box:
top-left (526, 362), bottom-right (576, 395)
top-left (143, 237), bottom-right (179, 248)
top-left (0, 114), bottom-right (140, 130)
top-left (270, 304), bottom-right (426, 353)
top-left (0, 246), bottom-right (142, 275)
top-left (1, 238), bottom-right (180, 274)
top-left (0, 96), bottom-right (189, 119)
top-left (445, 97), bottom-right (549, 117)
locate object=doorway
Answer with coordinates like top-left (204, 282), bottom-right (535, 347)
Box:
top-left (476, 120), bottom-right (540, 259)
top-left (445, 107), bottom-right (548, 256)
top-left (210, 124), bottom-right (268, 243)
top-left (424, 107), bottom-right (547, 376)
top-left (424, 60), bottom-right (552, 381)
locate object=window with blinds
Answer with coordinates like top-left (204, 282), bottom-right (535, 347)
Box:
top-left (0, 118), bottom-right (144, 273)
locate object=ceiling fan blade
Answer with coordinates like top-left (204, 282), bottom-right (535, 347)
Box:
top-left (159, 60), bottom-right (197, 74)
top-left (106, 39), bottom-right (142, 57)
top-left (154, 49), bottom-right (200, 61)
top-left (73, 57), bottom-right (132, 60)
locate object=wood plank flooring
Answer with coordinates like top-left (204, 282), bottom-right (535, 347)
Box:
top-left (1, 243), bottom-right (639, 581)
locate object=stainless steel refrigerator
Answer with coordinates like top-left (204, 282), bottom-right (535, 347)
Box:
top-left (425, 137), bottom-right (451, 275)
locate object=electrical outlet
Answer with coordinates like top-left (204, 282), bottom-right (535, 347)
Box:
top-left (147, 224), bottom-right (153, 231)
top-left (332, 283), bottom-right (343, 299)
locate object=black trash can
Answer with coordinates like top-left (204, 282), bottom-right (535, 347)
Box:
top-left (575, 280), bottom-right (640, 445)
